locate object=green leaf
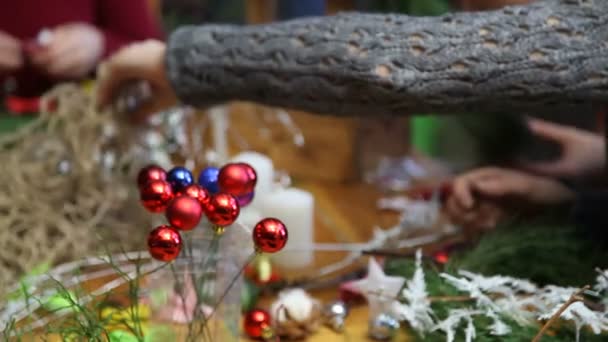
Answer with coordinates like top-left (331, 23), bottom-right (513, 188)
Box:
top-left (43, 291), bottom-right (79, 314)
top-left (241, 279), bottom-right (261, 312)
top-left (144, 326), bottom-right (176, 342)
top-left (108, 330), bottom-right (139, 342)
top-left (29, 262), bottom-right (51, 276)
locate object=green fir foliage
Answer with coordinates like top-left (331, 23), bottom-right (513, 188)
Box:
top-left (385, 218), bottom-right (608, 341)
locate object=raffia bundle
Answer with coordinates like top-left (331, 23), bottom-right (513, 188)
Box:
top-left (0, 84), bottom-right (155, 295)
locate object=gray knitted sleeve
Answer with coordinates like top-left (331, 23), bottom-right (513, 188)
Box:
top-left (166, 0), bottom-right (608, 116)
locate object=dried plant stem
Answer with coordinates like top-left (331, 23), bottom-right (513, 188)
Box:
top-left (531, 285), bottom-right (590, 342)
top-left (0, 84), bottom-right (155, 295)
top-left (429, 295), bottom-right (474, 303)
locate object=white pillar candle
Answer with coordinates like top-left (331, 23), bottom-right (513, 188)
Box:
top-left (260, 188), bottom-right (314, 268)
top-left (230, 151), bottom-right (274, 208)
top-left (236, 207), bottom-right (263, 231)
top-left (209, 106), bottom-right (229, 164)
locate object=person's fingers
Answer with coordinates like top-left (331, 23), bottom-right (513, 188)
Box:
top-left (450, 167), bottom-right (504, 208)
top-left (0, 31), bottom-right (21, 49)
top-left (44, 47), bottom-right (83, 77)
top-left (475, 204), bottom-right (503, 231)
top-left (29, 34), bottom-right (74, 69)
top-left (444, 197), bottom-right (463, 222)
top-left (459, 210), bottom-right (484, 228)
top-left (47, 57), bottom-right (79, 77)
top-left (0, 34), bottom-right (23, 70)
top-left (28, 47), bottom-right (51, 66)
top-left (96, 48), bottom-right (154, 107)
top-left (452, 177), bottom-right (475, 210)
top-left (518, 159), bottom-right (569, 178)
top-left (473, 177), bottom-right (524, 198)
top-left (451, 210), bottom-right (486, 231)
top-left (527, 117), bottom-right (576, 143)
top-left (125, 93), bottom-right (178, 123)
top-left (445, 194), bottom-right (484, 229)
top-left (0, 52), bottom-right (22, 70)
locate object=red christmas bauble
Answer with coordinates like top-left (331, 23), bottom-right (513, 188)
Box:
top-left (181, 184), bottom-right (210, 209)
top-left (244, 309), bottom-right (273, 339)
top-left (252, 218), bottom-right (288, 253)
top-left (166, 196), bottom-right (203, 231)
top-left (148, 225), bottom-right (182, 262)
top-left (140, 180), bottom-right (174, 213)
top-left (218, 163), bottom-right (257, 197)
top-left (205, 193), bottom-right (240, 227)
top-left (137, 165), bottom-right (167, 189)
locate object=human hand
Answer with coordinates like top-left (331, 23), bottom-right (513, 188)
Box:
top-left (522, 118), bottom-right (604, 179)
top-left (96, 40), bottom-right (177, 122)
top-left (444, 167), bottom-right (574, 231)
top-left (0, 31), bottom-right (23, 74)
top-left (29, 23), bottom-right (103, 79)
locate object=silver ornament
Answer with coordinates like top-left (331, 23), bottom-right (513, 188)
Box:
top-left (368, 313), bottom-right (400, 340)
top-left (323, 300), bottom-right (349, 332)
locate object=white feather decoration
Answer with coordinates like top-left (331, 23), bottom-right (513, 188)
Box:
top-left (432, 309), bottom-right (482, 342)
top-left (485, 310), bottom-right (511, 336)
top-left (595, 269), bottom-right (608, 293)
top-left (464, 315), bottom-right (476, 342)
top-left (391, 249), bottom-right (434, 333)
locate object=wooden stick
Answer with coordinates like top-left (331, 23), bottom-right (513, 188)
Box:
top-left (429, 295), bottom-right (474, 303)
top-left (531, 285), bottom-right (590, 342)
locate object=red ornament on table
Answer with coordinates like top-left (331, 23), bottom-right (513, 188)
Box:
top-left (252, 218), bottom-right (288, 253)
top-left (140, 180), bottom-right (174, 213)
top-left (218, 163), bottom-right (257, 196)
top-left (244, 308), bottom-right (273, 340)
top-left (148, 225), bottom-right (183, 262)
top-left (181, 184), bottom-right (210, 209)
top-left (205, 193), bottom-right (240, 227)
top-left (433, 251), bottom-right (450, 265)
top-left (137, 165), bottom-right (167, 189)
top-left (166, 196), bottom-right (203, 231)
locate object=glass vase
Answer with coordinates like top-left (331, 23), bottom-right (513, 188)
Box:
top-left (143, 222), bottom-right (252, 342)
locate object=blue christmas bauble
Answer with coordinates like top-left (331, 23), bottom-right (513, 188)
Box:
top-left (167, 167), bottom-right (193, 192)
top-left (198, 167), bottom-right (220, 194)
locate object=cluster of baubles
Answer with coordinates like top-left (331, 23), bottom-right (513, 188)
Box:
top-left (137, 163), bottom-right (288, 262)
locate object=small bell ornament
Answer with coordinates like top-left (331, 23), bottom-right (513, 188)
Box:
top-left (369, 313), bottom-right (400, 340)
top-left (322, 300), bottom-right (349, 333)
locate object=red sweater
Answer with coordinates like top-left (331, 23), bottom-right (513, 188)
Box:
top-left (0, 0), bottom-right (163, 97)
